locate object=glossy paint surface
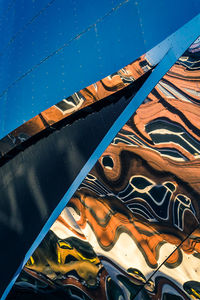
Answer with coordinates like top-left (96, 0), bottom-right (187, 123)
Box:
top-left (7, 35), bottom-right (200, 300)
top-left (0, 51), bottom-right (152, 298)
top-left (0, 52), bottom-right (152, 158)
top-left (1, 2), bottom-right (200, 300)
top-left (0, 0), bottom-right (200, 137)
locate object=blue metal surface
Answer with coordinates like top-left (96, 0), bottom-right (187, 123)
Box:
top-left (0, 0), bottom-right (199, 138)
top-left (2, 12), bottom-right (200, 300)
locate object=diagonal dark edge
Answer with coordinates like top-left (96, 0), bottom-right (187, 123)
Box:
top-left (2, 12), bottom-right (200, 300)
top-left (0, 69), bottom-right (153, 168)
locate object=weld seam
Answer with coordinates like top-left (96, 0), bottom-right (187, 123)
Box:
top-left (0, 0), bottom-right (130, 99)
